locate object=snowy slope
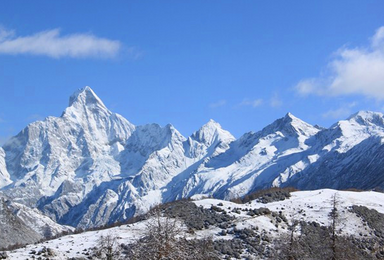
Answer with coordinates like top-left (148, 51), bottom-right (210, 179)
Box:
top-left (195, 189), bottom-right (384, 237)
top-left (71, 120), bottom-right (236, 228)
top-left (5, 189), bottom-right (384, 259)
top-left (177, 113), bottom-right (321, 200)
top-left (285, 111), bottom-right (384, 190)
top-left (0, 148), bottom-right (11, 189)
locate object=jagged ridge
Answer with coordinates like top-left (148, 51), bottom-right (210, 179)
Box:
top-left (1, 87), bottom-right (384, 229)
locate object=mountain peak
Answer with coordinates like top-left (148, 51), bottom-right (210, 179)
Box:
top-left (345, 110), bottom-right (384, 127)
top-left (262, 113), bottom-right (319, 137)
top-left (347, 110), bottom-right (383, 120)
top-left (204, 119), bottom-right (220, 128)
top-left (285, 112), bottom-right (294, 118)
top-left (197, 119), bottom-right (223, 136)
top-left (277, 112), bottom-right (300, 127)
top-left (68, 86), bottom-right (107, 110)
top-left (191, 119), bottom-right (234, 146)
top-left (283, 112), bottom-right (301, 122)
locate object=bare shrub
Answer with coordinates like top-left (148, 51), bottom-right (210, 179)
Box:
top-left (126, 208), bottom-right (218, 259)
top-left (127, 209), bottom-right (187, 259)
top-left (93, 233), bottom-right (121, 260)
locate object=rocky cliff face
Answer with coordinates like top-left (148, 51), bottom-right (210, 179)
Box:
top-left (0, 194), bottom-right (73, 249)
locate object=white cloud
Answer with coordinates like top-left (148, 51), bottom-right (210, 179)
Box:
top-left (27, 114), bottom-right (44, 122)
top-left (270, 93), bottom-right (283, 108)
top-left (0, 26), bottom-right (121, 59)
top-left (322, 102), bottom-right (357, 119)
top-left (372, 26), bottom-right (384, 48)
top-left (0, 25), bottom-right (14, 40)
top-left (295, 26), bottom-right (384, 99)
top-left (239, 95), bottom-right (283, 109)
top-left (210, 99), bottom-right (227, 108)
top-left (0, 136), bottom-right (11, 146)
top-left (240, 98), bottom-right (263, 107)
top-left (0, 137), bottom-right (7, 146)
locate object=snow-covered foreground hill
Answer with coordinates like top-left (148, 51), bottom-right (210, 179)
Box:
top-left (2, 86), bottom-right (384, 230)
top-left (5, 189), bottom-right (384, 259)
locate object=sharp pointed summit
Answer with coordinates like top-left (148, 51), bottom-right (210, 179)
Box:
top-left (285, 112), bottom-right (295, 118)
top-left (1, 86), bottom-right (135, 207)
top-left (260, 112), bottom-right (320, 137)
top-left (61, 87), bottom-right (135, 137)
top-left (199, 119), bottom-right (222, 134)
top-left (282, 112), bottom-right (305, 124)
top-left (191, 119), bottom-right (235, 146)
top-left (68, 86), bottom-right (108, 111)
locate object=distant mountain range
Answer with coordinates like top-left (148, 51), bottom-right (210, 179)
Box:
top-left (1, 86), bottom-right (384, 229)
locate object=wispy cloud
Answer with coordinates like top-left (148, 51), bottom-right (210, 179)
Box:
top-left (0, 124), bottom-right (14, 146)
top-left (27, 114), bottom-right (44, 122)
top-left (239, 94), bottom-right (282, 109)
top-left (295, 26), bottom-right (384, 100)
top-left (0, 25), bottom-right (14, 39)
top-left (210, 99), bottom-right (227, 108)
top-left (0, 26), bottom-right (121, 59)
top-left (270, 93), bottom-right (283, 108)
top-left (126, 47), bottom-right (144, 61)
top-left (0, 136), bottom-right (10, 146)
top-left (322, 102), bottom-right (357, 119)
top-left (240, 98), bottom-right (263, 108)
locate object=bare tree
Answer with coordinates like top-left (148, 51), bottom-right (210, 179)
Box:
top-left (271, 215), bottom-right (303, 260)
top-left (327, 193), bottom-right (362, 260)
top-left (329, 193), bottom-right (339, 260)
top-left (127, 208), bottom-right (187, 259)
top-left (94, 233), bottom-right (121, 260)
top-left (287, 218), bottom-right (300, 260)
top-left (126, 208), bottom-right (219, 260)
top-left (42, 224), bottom-right (53, 239)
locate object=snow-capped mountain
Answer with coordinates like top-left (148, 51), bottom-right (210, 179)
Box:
top-left (176, 112), bottom-right (321, 200)
top-left (2, 87), bottom-right (134, 206)
top-left (2, 87), bottom-right (384, 229)
top-left (286, 111), bottom-right (384, 190)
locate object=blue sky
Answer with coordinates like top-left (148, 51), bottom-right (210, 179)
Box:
top-left (1, 1), bottom-right (384, 143)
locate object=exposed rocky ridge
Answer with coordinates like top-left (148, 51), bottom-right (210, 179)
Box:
top-left (0, 194), bottom-right (73, 249)
top-left (0, 196), bottom-right (40, 249)
top-left (2, 87), bottom-right (384, 229)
